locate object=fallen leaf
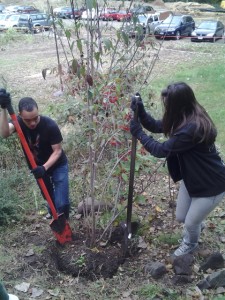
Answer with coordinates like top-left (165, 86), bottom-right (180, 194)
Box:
top-left (15, 282), bottom-right (30, 292)
top-left (48, 288), bottom-right (60, 296)
top-left (25, 249), bottom-right (34, 257)
top-left (31, 287), bottom-right (43, 298)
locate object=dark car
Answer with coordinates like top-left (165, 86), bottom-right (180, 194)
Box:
top-left (191, 20), bottom-right (224, 42)
top-left (53, 6), bottom-right (83, 19)
top-left (131, 5), bottom-right (154, 15)
top-left (154, 14), bottom-right (195, 40)
top-left (18, 13), bottom-right (53, 32)
top-left (71, 7), bottom-right (85, 19)
top-left (16, 6), bottom-right (40, 14)
top-left (54, 7), bottom-right (73, 19)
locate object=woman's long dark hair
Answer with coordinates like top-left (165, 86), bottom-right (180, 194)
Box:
top-left (161, 82), bottom-right (217, 144)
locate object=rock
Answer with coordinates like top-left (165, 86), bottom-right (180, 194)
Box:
top-left (77, 197), bottom-right (112, 215)
top-left (197, 278), bottom-right (211, 290)
top-left (206, 269), bottom-right (225, 288)
top-left (173, 254), bottom-right (194, 275)
top-left (144, 261), bottom-right (167, 279)
top-left (197, 269), bottom-right (225, 290)
top-left (172, 275), bottom-right (193, 285)
top-left (199, 252), bottom-right (224, 272)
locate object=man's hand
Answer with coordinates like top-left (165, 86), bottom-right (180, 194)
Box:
top-left (31, 166), bottom-right (46, 179)
top-left (130, 93), bottom-right (146, 118)
top-left (130, 119), bottom-right (143, 139)
top-left (0, 89), bottom-right (11, 109)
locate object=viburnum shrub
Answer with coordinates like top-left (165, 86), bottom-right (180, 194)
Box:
top-left (44, 0), bottom-right (160, 243)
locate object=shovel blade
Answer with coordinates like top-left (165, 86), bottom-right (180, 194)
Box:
top-left (50, 213), bottom-right (73, 244)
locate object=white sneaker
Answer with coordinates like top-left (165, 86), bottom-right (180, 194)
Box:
top-left (8, 294), bottom-right (19, 300)
top-left (44, 213), bottom-right (52, 220)
top-left (174, 241), bottom-right (198, 256)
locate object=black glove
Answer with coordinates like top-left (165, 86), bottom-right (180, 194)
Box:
top-left (130, 92), bottom-right (147, 119)
top-left (0, 89), bottom-right (11, 109)
top-left (130, 119), bottom-right (143, 139)
top-left (31, 166), bottom-right (46, 179)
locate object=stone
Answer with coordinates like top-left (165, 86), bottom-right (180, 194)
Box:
top-left (172, 275), bottom-right (193, 285)
top-left (173, 253), bottom-right (194, 275)
top-left (77, 197), bottom-right (112, 215)
top-left (144, 261), bottom-right (167, 279)
top-left (199, 252), bottom-right (224, 272)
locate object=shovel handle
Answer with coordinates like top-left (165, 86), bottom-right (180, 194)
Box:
top-left (127, 95), bottom-right (139, 234)
top-left (8, 105), bottom-right (58, 220)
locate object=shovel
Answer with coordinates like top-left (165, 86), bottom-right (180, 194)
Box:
top-left (121, 93), bottom-right (140, 256)
top-left (6, 103), bottom-right (73, 244)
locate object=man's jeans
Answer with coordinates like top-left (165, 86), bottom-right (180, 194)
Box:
top-left (40, 162), bottom-right (70, 217)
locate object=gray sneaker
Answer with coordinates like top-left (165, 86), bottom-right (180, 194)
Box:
top-left (174, 241), bottom-right (198, 256)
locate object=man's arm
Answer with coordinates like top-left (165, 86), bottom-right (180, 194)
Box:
top-left (43, 143), bottom-right (62, 171)
top-left (0, 109), bottom-right (15, 138)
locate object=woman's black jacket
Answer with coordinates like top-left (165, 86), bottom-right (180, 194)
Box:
top-left (137, 113), bottom-right (225, 198)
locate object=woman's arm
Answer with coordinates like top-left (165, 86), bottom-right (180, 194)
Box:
top-left (140, 112), bottom-right (163, 133)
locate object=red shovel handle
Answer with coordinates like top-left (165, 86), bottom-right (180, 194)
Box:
top-left (9, 109), bottom-right (58, 220)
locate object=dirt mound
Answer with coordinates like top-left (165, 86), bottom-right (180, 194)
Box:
top-left (151, 0), bottom-right (167, 9)
top-left (165, 1), bottom-right (215, 14)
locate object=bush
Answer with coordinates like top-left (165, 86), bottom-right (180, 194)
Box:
top-left (0, 169), bottom-right (34, 225)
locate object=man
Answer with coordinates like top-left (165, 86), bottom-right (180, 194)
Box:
top-left (0, 89), bottom-right (70, 219)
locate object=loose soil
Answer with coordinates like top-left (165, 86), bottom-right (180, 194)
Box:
top-left (1, 3), bottom-right (225, 299)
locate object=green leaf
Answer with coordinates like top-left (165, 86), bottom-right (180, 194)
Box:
top-left (77, 39), bottom-right (83, 53)
top-left (88, 89), bottom-right (93, 99)
top-left (65, 29), bottom-right (71, 39)
top-left (135, 194), bottom-right (146, 204)
top-left (121, 173), bottom-right (128, 182)
top-left (121, 31), bottom-right (129, 47)
top-left (70, 41), bottom-right (75, 52)
top-left (94, 51), bottom-right (101, 63)
top-left (71, 59), bottom-right (78, 74)
top-left (103, 38), bottom-right (113, 51)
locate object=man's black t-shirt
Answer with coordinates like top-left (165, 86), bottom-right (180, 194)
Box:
top-left (17, 115), bottom-right (67, 171)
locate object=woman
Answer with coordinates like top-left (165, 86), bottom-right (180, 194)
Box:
top-left (130, 82), bottom-right (225, 256)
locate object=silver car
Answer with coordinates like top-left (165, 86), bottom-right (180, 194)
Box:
top-left (0, 14), bottom-right (13, 31)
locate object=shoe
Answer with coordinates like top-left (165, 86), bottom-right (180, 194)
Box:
top-left (174, 241), bottom-right (198, 256)
top-left (44, 213), bottom-right (52, 220)
top-left (8, 294), bottom-right (19, 300)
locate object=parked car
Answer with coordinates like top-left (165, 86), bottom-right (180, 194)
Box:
top-left (113, 10), bottom-right (132, 22)
top-left (18, 13), bottom-right (53, 32)
top-left (154, 14), bottom-right (195, 40)
top-left (81, 8), bottom-right (102, 20)
top-left (54, 7), bottom-right (73, 19)
top-left (191, 20), bottom-right (224, 42)
top-left (122, 13), bottom-right (160, 38)
top-left (0, 14), bottom-right (13, 31)
top-left (131, 5), bottom-right (154, 15)
top-left (3, 13), bottom-right (52, 32)
top-left (3, 14), bottom-right (21, 28)
top-left (71, 8), bottom-right (85, 19)
top-left (3, 5), bottom-right (21, 13)
top-left (0, 4), bottom-right (5, 12)
top-left (16, 6), bottom-right (39, 14)
top-left (99, 7), bottom-right (117, 21)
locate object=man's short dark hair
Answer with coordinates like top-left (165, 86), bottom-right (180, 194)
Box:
top-left (18, 97), bottom-right (38, 113)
